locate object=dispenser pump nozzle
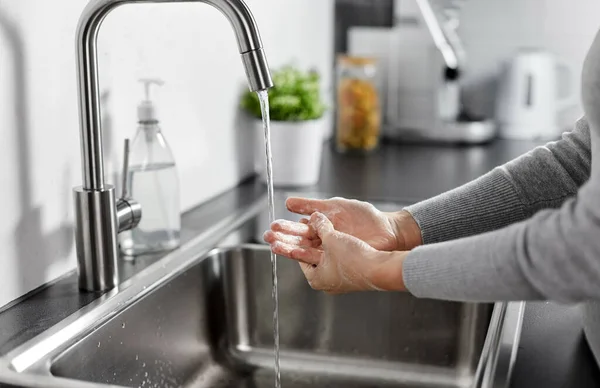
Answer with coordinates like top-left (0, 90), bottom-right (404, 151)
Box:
top-left (138, 78), bottom-right (164, 122)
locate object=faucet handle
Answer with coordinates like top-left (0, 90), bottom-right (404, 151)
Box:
top-left (121, 138), bottom-right (131, 199)
top-left (116, 138), bottom-right (142, 233)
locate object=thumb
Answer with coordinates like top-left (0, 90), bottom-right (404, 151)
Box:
top-left (309, 212), bottom-right (334, 239)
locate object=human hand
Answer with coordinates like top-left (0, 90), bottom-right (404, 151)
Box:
top-left (270, 197), bottom-right (422, 251)
top-left (265, 212), bottom-right (408, 294)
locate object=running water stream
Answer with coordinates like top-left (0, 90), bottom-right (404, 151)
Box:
top-left (257, 90), bottom-right (281, 388)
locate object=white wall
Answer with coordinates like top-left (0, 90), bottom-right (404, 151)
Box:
top-left (458, 0), bottom-right (600, 124)
top-left (0, 0), bottom-right (333, 307)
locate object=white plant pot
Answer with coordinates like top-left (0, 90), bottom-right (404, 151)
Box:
top-left (254, 118), bottom-right (325, 187)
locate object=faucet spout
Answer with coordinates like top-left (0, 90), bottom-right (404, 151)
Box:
top-left (202, 0), bottom-right (274, 92)
top-left (73, 0), bottom-right (273, 292)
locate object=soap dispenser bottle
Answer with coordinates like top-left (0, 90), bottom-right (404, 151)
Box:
top-left (119, 78), bottom-right (181, 256)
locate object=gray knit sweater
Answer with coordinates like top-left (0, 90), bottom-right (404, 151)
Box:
top-left (403, 29), bottom-right (600, 364)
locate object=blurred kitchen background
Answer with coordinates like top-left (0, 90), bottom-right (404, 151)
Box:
top-left (335, 0), bottom-right (594, 144)
top-left (0, 0), bottom-right (599, 310)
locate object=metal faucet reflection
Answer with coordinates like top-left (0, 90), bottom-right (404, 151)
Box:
top-left (73, 0), bottom-right (274, 292)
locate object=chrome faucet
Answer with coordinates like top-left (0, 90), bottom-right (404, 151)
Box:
top-left (73, 0), bottom-right (274, 292)
top-left (414, 0), bottom-right (466, 72)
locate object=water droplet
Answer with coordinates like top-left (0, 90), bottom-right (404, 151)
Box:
top-left (113, 372), bottom-right (117, 376)
top-left (97, 342), bottom-right (101, 348)
top-left (144, 372), bottom-right (148, 377)
top-left (122, 322), bottom-right (126, 329)
top-left (120, 341), bottom-right (123, 345)
top-left (135, 355), bottom-right (139, 361)
top-left (142, 362), bottom-right (146, 367)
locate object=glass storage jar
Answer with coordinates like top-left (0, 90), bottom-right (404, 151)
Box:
top-left (335, 55), bottom-right (382, 153)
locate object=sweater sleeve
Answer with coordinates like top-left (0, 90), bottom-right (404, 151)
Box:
top-left (404, 117), bottom-right (591, 244)
top-left (403, 182), bottom-right (600, 302)
top-left (402, 117), bottom-right (594, 302)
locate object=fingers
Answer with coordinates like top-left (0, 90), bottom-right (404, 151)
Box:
top-left (271, 219), bottom-right (317, 239)
top-left (309, 212), bottom-right (334, 239)
top-left (286, 197), bottom-right (329, 216)
top-left (263, 230), bottom-right (321, 248)
top-left (270, 241), bottom-right (322, 265)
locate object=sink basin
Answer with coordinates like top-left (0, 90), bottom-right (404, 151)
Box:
top-left (52, 244), bottom-right (490, 388)
top-left (0, 193), bottom-right (524, 388)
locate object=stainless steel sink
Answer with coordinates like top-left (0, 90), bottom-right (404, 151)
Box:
top-left (0, 193), bottom-right (524, 388)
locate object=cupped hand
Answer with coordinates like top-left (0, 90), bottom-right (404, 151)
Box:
top-left (264, 212), bottom-right (408, 294)
top-left (286, 196), bottom-right (399, 251)
top-left (270, 196), bottom-right (421, 252)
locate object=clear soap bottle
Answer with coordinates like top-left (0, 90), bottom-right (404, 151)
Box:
top-left (119, 78), bottom-right (181, 256)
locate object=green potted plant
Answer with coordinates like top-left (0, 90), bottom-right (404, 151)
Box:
top-left (241, 65), bottom-right (328, 187)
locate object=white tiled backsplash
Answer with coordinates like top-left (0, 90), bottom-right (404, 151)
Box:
top-left (348, 0), bottom-right (600, 130)
top-left (0, 0), bottom-right (333, 308)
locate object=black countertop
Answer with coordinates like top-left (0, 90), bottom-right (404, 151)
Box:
top-left (0, 139), bottom-right (599, 387)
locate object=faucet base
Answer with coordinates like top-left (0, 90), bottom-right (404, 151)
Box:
top-left (73, 186), bottom-right (120, 292)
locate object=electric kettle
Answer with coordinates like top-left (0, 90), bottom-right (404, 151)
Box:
top-left (495, 48), bottom-right (576, 140)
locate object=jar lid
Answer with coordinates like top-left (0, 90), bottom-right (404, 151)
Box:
top-left (337, 55), bottom-right (378, 66)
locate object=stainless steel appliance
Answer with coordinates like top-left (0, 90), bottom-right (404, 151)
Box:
top-left (384, 0), bottom-right (496, 144)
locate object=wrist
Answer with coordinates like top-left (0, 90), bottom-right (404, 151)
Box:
top-left (387, 210), bottom-right (423, 250)
top-left (367, 250), bottom-right (409, 292)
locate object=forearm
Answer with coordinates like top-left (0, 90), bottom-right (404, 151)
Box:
top-left (403, 180), bottom-right (600, 302)
top-left (386, 210), bottom-right (423, 250)
top-left (403, 170), bottom-right (527, 244)
top-left (404, 118), bottom-right (591, 245)
top-left (369, 250), bottom-right (409, 292)
top-left (403, 224), bottom-right (541, 301)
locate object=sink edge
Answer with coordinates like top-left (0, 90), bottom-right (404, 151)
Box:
top-left (0, 194), bottom-right (267, 388)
